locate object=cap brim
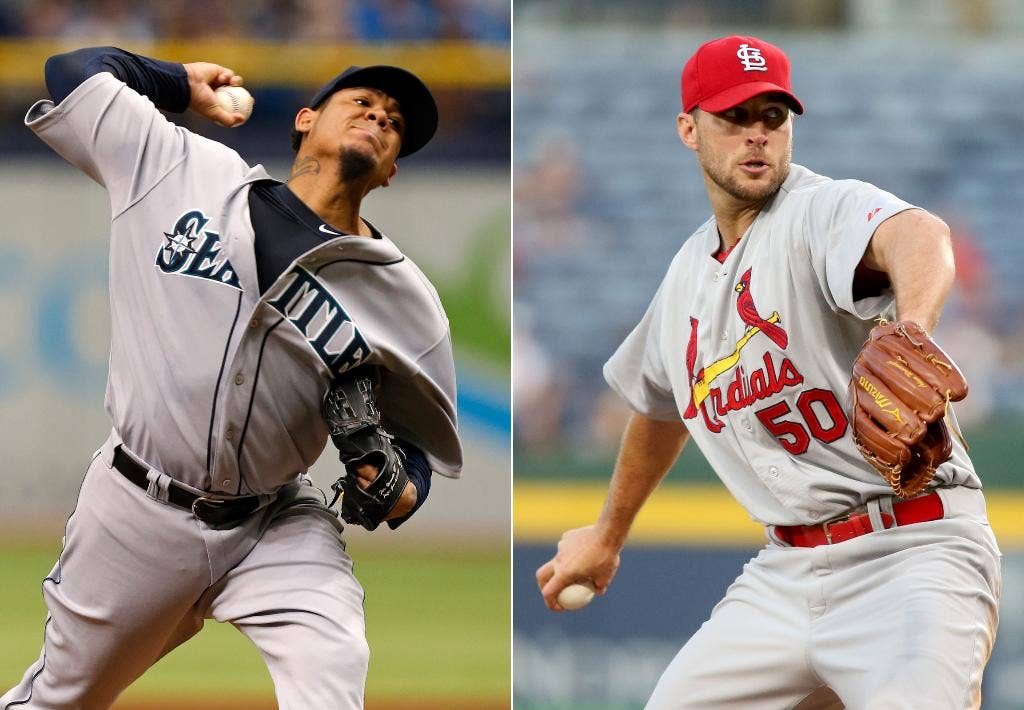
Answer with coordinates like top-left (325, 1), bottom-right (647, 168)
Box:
top-left (697, 82), bottom-right (804, 115)
top-left (319, 66), bottom-right (439, 157)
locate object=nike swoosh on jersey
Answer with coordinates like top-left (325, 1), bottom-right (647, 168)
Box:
top-left (319, 224), bottom-right (343, 235)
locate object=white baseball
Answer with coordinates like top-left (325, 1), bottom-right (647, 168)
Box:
top-left (214, 85), bottom-right (254, 123)
top-left (557, 581), bottom-right (596, 611)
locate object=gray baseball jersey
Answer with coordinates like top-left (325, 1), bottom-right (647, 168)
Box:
top-left (3, 70), bottom-right (460, 709)
top-left (603, 163), bottom-right (1000, 708)
top-left (604, 164), bottom-right (980, 526)
top-left (26, 71), bottom-right (461, 494)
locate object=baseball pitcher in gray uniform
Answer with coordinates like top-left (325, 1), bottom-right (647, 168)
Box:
top-left (536, 35), bottom-right (1000, 709)
top-left (4, 47), bottom-right (461, 709)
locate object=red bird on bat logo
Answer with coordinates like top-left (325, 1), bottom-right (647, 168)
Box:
top-left (735, 268), bottom-right (788, 348)
top-left (682, 267), bottom-right (802, 432)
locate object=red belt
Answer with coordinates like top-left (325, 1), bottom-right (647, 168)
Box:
top-left (774, 492), bottom-right (944, 547)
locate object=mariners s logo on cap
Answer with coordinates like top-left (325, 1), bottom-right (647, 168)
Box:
top-left (736, 43), bottom-right (768, 72)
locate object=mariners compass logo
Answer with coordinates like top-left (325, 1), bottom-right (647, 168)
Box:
top-left (156, 210), bottom-right (240, 289)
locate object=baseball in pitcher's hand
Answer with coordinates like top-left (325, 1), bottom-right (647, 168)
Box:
top-left (354, 464), bottom-right (417, 519)
top-left (536, 525), bottom-right (622, 611)
top-left (184, 62), bottom-right (246, 127)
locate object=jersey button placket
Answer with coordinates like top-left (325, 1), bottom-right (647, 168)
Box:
top-left (216, 324), bottom-right (262, 491)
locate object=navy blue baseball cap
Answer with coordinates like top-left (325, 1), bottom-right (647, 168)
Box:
top-left (309, 65), bottom-right (438, 158)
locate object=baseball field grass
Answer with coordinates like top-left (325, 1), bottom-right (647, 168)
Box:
top-left (0, 540), bottom-right (510, 708)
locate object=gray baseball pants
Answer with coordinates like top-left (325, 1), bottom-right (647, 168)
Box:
top-left (645, 486), bottom-right (1001, 710)
top-left (1, 434), bottom-right (367, 710)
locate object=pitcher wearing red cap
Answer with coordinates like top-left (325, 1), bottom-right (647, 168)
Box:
top-left (537, 35), bottom-right (999, 709)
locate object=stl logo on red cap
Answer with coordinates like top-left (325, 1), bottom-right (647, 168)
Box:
top-left (736, 43), bottom-right (768, 73)
top-left (681, 35), bottom-right (804, 115)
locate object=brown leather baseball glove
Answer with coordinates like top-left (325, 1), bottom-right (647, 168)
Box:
top-left (849, 320), bottom-right (968, 498)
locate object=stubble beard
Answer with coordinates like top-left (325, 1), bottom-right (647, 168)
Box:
top-left (700, 148), bottom-right (791, 204)
top-left (338, 146), bottom-right (376, 183)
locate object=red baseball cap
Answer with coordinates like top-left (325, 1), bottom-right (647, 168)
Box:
top-left (682, 35), bottom-right (804, 115)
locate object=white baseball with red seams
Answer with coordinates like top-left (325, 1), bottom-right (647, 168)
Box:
top-left (214, 85), bottom-right (254, 122)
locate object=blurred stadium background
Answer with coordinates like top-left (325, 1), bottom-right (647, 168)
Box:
top-left (513, 1), bottom-right (1024, 709)
top-left (0, 0), bottom-right (509, 708)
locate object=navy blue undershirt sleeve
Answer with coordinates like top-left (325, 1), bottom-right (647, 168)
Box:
top-left (387, 440), bottom-right (432, 529)
top-left (45, 46), bottom-right (190, 112)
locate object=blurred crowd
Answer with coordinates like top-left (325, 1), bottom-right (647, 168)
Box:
top-left (0, 0), bottom-right (510, 162)
top-left (0, 0), bottom-right (509, 41)
top-left (515, 0), bottom-right (1024, 34)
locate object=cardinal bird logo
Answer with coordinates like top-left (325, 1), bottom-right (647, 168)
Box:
top-left (735, 268), bottom-right (788, 349)
top-left (682, 267), bottom-right (799, 429)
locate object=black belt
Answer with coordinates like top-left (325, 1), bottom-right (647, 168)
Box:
top-left (112, 445), bottom-right (262, 526)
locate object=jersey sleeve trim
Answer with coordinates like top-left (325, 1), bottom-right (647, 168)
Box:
top-left (399, 334), bottom-right (462, 480)
top-left (832, 204), bottom-right (914, 320)
top-left (799, 176), bottom-right (914, 321)
top-left (603, 362), bottom-right (683, 422)
top-left (26, 73), bottom-right (189, 218)
top-left (26, 72), bottom-right (251, 220)
top-left (424, 456), bottom-right (461, 479)
top-left (25, 71), bottom-right (127, 186)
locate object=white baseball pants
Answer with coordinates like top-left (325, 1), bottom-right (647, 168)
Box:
top-left (645, 486), bottom-right (1001, 710)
